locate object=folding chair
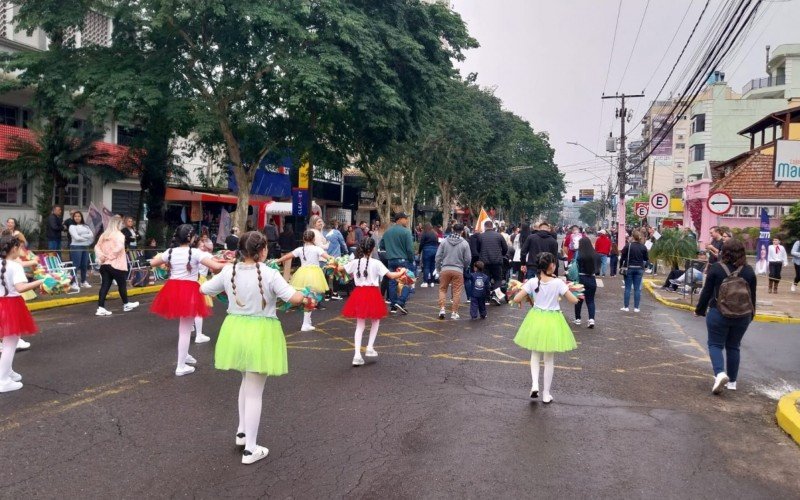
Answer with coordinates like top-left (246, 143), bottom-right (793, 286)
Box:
top-left (127, 250), bottom-right (148, 279)
top-left (39, 252), bottom-right (80, 294)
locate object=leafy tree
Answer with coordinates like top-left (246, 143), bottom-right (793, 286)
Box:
top-left (578, 200), bottom-right (605, 227)
top-left (779, 200), bottom-right (800, 249)
top-left (625, 193), bottom-right (650, 226)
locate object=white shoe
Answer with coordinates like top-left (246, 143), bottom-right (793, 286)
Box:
top-left (438, 308), bottom-right (446, 320)
top-left (792, 284), bottom-right (797, 293)
top-left (420, 282), bottom-right (428, 288)
top-left (184, 354), bottom-right (197, 365)
top-left (123, 301), bottom-right (140, 312)
top-left (301, 324), bottom-right (316, 332)
top-left (450, 312), bottom-right (460, 320)
top-left (175, 365), bottom-right (195, 376)
top-left (70, 283), bottom-right (81, 292)
top-left (727, 381), bottom-right (737, 391)
top-left (330, 294), bottom-right (343, 301)
top-left (633, 308), bottom-right (640, 313)
top-left (573, 319), bottom-right (582, 325)
top-left (195, 333), bottom-right (211, 344)
top-left (96, 307), bottom-right (112, 316)
top-left (352, 354), bottom-right (365, 366)
top-left (0, 379), bottom-right (23, 392)
top-left (16, 339), bottom-right (30, 350)
top-left (365, 347), bottom-right (378, 358)
top-left (620, 307), bottom-right (629, 312)
top-left (542, 394), bottom-right (554, 404)
top-left (242, 445), bottom-right (269, 465)
top-left (10, 370), bottom-right (21, 382)
top-left (81, 282), bottom-right (92, 288)
top-left (235, 433), bottom-right (246, 446)
top-left (588, 319), bottom-right (595, 329)
top-left (712, 372), bottom-right (729, 395)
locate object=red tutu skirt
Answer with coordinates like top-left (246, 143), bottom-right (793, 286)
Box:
top-left (0, 296), bottom-right (38, 337)
top-left (150, 279), bottom-right (212, 319)
top-left (342, 286), bottom-right (388, 320)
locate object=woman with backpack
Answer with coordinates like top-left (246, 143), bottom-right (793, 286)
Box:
top-left (695, 239), bottom-right (756, 395)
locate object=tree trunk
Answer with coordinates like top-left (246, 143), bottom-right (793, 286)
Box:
top-left (438, 180), bottom-right (452, 230)
top-left (232, 165), bottom-right (252, 231)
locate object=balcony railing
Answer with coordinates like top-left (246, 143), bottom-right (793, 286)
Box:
top-left (743, 74), bottom-right (786, 94)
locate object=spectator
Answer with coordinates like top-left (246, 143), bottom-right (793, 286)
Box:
top-left (435, 222), bottom-right (471, 320)
top-left (520, 221), bottom-right (559, 279)
top-left (263, 219), bottom-right (280, 259)
top-left (620, 230), bottom-right (649, 312)
top-left (225, 226), bottom-right (241, 251)
top-left (705, 226), bottom-right (724, 265)
top-left (594, 229), bottom-right (612, 277)
top-left (94, 216), bottom-right (138, 316)
top-left (277, 224), bottom-right (295, 282)
top-left (509, 226), bottom-right (523, 280)
top-left (68, 211), bottom-right (94, 288)
top-left (345, 225), bottom-right (358, 254)
top-left (476, 220), bottom-right (508, 305)
top-left (574, 237), bottom-right (600, 328)
top-left (46, 205), bottom-right (64, 250)
top-left (767, 237), bottom-right (788, 294)
top-left (562, 225), bottom-right (581, 263)
top-left (791, 238), bottom-right (800, 293)
top-left (418, 223), bottom-right (440, 288)
top-left (609, 242), bottom-right (620, 277)
top-left (122, 216), bottom-right (141, 249)
top-left (5, 218), bottom-right (26, 245)
top-left (380, 212), bottom-right (414, 314)
top-left (324, 219), bottom-right (348, 300)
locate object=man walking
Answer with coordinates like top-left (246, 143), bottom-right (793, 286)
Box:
top-left (594, 229), bottom-right (612, 276)
top-left (434, 222), bottom-right (472, 320)
top-left (476, 220), bottom-right (508, 305)
top-left (46, 205), bottom-right (64, 250)
top-left (520, 221), bottom-right (560, 279)
top-left (380, 212), bottom-right (415, 314)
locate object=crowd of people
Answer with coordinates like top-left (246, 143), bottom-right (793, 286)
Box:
top-left (0, 207), bottom-right (783, 464)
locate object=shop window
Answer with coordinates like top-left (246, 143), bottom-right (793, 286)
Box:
top-left (0, 104), bottom-right (19, 126)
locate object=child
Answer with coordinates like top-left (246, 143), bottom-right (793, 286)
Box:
top-left (469, 261), bottom-right (489, 320)
top-left (200, 231), bottom-right (309, 464)
top-left (193, 236), bottom-right (214, 344)
top-left (0, 234), bottom-right (45, 393)
top-left (274, 229), bottom-right (331, 332)
top-left (149, 224), bottom-right (225, 376)
top-left (341, 237), bottom-right (407, 366)
top-left (511, 252), bottom-right (579, 404)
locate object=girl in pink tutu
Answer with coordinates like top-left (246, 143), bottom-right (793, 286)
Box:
top-left (0, 233), bottom-right (45, 393)
top-left (342, 237), bottom-right (407, 366)
top-left (149, 224), bottom-right (225, 376)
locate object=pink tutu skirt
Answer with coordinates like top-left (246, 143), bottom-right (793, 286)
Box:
top-left (0, 296), bottom-right (38, 337)
top-left (150, 279), bottom-right (212, 319)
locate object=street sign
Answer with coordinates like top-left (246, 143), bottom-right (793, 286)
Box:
top-left (292, 188), bottom-right (308, 216)
top-left (578, 189), bottom-right (595, 202)
top-left (649, 192), bottom-right (669, 218)
top-left (634, 202), bottom-right (649, 219)
top-left (707, 191), bottom-right (733, 215)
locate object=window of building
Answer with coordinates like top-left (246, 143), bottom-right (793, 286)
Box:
top-left (675, 143), bottom-right (685, 149)
top-left (21, 109), bottom-right (33, 129)
top-left (0, 105), bottom-right (19, 126)
top-left (111, 189), bottom-right (140, 217)
top-left (690, 144), bottom-right (705, 161)
top-left (676, 163), bottom-right (684, 169)
top-left (691, 114), bottom-right (706, 134)
top-left (116, 125), bottom-right (143, 147)
top-left (62, 174), bottom-right (92, 207)
top-left (674, 175), bottom-right (684, 185)
top-left (0, 175), bottom-right (29, 205)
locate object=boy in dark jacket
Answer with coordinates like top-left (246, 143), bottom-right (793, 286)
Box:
top-left (469, 261), bottom-right (489, 320)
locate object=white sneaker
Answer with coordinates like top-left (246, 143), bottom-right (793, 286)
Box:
top-left (573, 319), bottom-right (582, 325)
top-left (633, 308), bottom-right (640, 313)
top-left (81, 282), bottom-right (92, 288)
top-left (242, 445), bottom-right (269, 465)
top-left (175, 365), bottom-right (195, 376)
top-left (16, 339), bottom-right (31, 351)
top-left (301, 324), bottom-right (316, 332)
top-left (96, 307), bottom-right (112, 316)
top-left (70, 283), bottom-right (80, 292)
top-left (235, 432), bottom-right (246, 446)
top-left (123, 302), bottom-right (140, 312)
top-left (420, 282), bottom-right (428, 288)
top-left (0, 379), bottom-right (23, 393)
top-left (450, 312), bottom-right (460, 320)
top-left (352, 354), bottom-right (365, 366)
top-left (712, 372), bottom-right (729, 395)
top-left (542, 394), bottom-right (554, 404)
top-left (10, 370), bottom-right (21, 382)
top-left (620, 307), bottom-right (629, 312)
top-left (588, 319), bottom-right (595, 329)
top-left (792, 284), bottom-right (797, 293)
top-left (185, 354), bottom-right (197, 365)
top-left (195, 333), bottom-right (211, 344)
top-left (365, 347), bottom-right (378, 358)
top-left (727, 381), bottom-right (737, 391)
top-left (438, 308), bottom-right (446, 320)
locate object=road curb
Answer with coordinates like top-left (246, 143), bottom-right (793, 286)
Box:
top-left (643, 280), bottom-right (800, 324)
top-left (776, 391), bottom-right (800, 446)
top-left (27, 285), bottom-right (163, 312)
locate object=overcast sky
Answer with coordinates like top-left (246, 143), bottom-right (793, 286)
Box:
top-left (453, 0), bottom-right (800, 199)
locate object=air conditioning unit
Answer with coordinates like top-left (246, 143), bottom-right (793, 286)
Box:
top-left (738, 206), bottom-right (754, 217)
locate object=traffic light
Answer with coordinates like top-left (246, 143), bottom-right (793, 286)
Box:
top-left (571, 196), bottom-right (576, 203)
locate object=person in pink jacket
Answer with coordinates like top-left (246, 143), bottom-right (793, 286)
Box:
top-left (95, 216), bottom-right (139, 316)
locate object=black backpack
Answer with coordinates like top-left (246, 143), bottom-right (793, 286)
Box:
top-left (716, 264), bottom-right (754, 319)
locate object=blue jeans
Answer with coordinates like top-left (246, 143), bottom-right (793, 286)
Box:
top-left (421, 246), bottom-right (437, 284)
top-left (706, 307), bottom-right (751, 381)
top-left (70, 245), bottom-right (90, 283)
top-left (623, 267), bottom-right (644, 308)
top-left (599, 255), bottom-right (609, 276)
top-left (574, 275), bottom-right (597, 320)
top-left (387, 258), bottom-right (412, 307)
top-left (48, 240), bottom-right (61, 250)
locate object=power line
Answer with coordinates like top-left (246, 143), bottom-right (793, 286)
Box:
top-left (641, 0), bottom-right (697, 92)
top-left (617, 0), bottom-right (651, 91)
top-left (595, 0), bottom-right (624, 152)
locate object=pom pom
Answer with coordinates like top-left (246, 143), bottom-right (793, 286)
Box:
top-left (278, 287), bottom-right (323, 313)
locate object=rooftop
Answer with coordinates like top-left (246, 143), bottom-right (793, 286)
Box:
top-left (712, 152), bottom-right (800, 201)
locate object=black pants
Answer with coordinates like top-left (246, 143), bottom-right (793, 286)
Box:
top-left (485, 263), bottom-right (504, 290)
top-left (470, 296), bottom-right (487, 319)
top-left (794, 263), bottom-right (800, 285)
top-left (574, 275), bottom-right (597, 320)
top-left (98, 264), bottom-right (129, 307)
top-left (768, 262), bottom-right (783, 288)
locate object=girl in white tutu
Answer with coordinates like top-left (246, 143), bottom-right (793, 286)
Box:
top-left (511, 252), bottom-right (580, 404)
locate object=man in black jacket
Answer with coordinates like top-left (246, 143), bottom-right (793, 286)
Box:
top-left (476, 220), bottom-right (508, 304)
top-left (46, 205), bottom-right (64, 250)
top-left (520, 221), bottom-right (560, 279)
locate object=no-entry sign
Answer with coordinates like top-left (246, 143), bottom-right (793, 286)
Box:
top-left (707, 191), bottom-right (732, 215)
top-left (634, 202), bottom-right (649, 219)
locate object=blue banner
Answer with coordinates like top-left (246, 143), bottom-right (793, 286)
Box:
top-left (755, 208), bottom-right (771, 273)
top-left (292, 188), bottom-right (308, 217)
top-left (228, 167), bottom-right (291, 198)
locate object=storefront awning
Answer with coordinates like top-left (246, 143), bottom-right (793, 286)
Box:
top-left (165, 187), bottom-right (267, 206)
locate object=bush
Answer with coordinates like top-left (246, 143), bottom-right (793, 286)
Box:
top-left (650, 228), bottom-right (698, 269)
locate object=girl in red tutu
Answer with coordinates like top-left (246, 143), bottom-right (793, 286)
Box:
top-left (342, 237), bottom-right (407, 366)
top-left (149, 224), bottom-right (225, 376)
top-left (0, 233), bottom-right (45, 393)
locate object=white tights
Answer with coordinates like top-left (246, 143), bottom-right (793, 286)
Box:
top-left (353, 319), bottom-right (380, 355)
top-left (530, 351), bottom-right (555, 397)
top-left (194, 316), bottom-right (204, 336)
top-left (237, 371), bottom-right (268, 452)
top-left (302, 311), bottom-right (313, 328)
top-left (177, 317), bottom-right (193, 369)
top-left (0, 335), bottom-right (18, 381)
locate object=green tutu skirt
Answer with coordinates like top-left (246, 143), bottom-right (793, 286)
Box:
top-left (290, 265), bottom-right (329, 293)
top-left (215, 315), bottom-right (288, 376)
top-left (513, 308), bottom-right (577, 353)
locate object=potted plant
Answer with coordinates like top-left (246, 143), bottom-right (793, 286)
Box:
top-left (650, 228), bottom-right (698, 270)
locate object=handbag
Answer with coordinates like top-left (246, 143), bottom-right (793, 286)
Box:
top-left (620, 244), bottom-right (632, 277)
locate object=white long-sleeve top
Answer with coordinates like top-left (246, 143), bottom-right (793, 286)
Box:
top-left (767, 244), bottom-right (788, 266)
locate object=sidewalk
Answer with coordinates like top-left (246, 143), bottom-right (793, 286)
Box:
top-left (25, 272), bottom-right (162, 312)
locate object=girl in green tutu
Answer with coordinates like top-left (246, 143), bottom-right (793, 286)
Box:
top-left (200, 231), bottom-right (311, 465)
top-left (511, 252), bottom-right (580, 404)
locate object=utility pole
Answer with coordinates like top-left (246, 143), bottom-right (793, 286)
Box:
top-left (601, 92), bottom-right (643, 248)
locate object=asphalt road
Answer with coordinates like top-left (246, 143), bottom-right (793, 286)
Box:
top-left (2, 276), bottom-right (799, 498)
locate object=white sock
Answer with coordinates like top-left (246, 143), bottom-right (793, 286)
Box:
top-left (530, 350), bottom-right (541, 391)
top-left (303, 311), bottom-right (313, 327)
top-left (237, 372), bottom-right (246, 434)
top-left (366, 320), bottom-right (380, 350)
top-left (354, 319), bottom-right (366, 355)
top-left (194, 316), bottom-right (204, 336)
top-left (177, 317), bottom-right (193, 368)
top-left (0, 335), bottom-right (18, 381)
top-left (242, 371), bottom-right (267, 452)
top-left (543, 352), bottom-right (555, 397)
